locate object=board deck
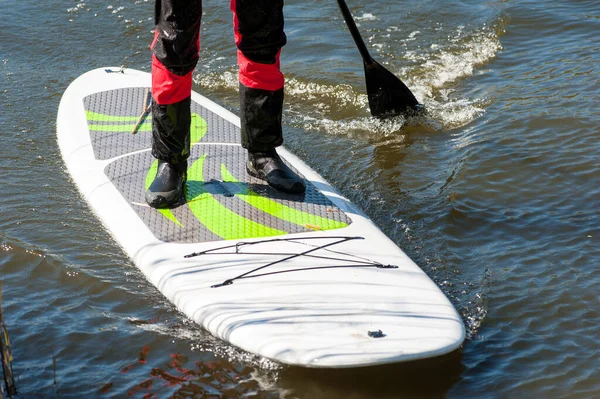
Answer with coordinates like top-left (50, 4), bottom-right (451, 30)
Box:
top-left (57, 67), bottom-right (465, 368)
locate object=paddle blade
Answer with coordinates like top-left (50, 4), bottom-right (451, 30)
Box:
top-left (364, 60), bottom-right (421, 118)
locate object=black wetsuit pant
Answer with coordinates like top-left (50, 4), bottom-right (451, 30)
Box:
top-left (151, 0), bottom-right (286, 165)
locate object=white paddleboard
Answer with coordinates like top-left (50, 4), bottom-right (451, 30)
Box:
top-left (57, 67), bottom-right (465, 368)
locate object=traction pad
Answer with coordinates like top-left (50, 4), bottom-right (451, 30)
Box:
top-left (84, 88), bottom-right (352, 243)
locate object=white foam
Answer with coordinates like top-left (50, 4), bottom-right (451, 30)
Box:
top-left (357, 13), bottom-right (377, 21)
top-left (417, 30), bottom-right (501, 91)
top-left (193, 70), bottom-right (239, 90)
top-left (285, 78), bottom-right (367, 109)
top-left (406, 27), bottom-right (501, 129)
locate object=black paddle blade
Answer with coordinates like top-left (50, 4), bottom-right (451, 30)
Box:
top-left (364, 60), bottom-right (422, 119)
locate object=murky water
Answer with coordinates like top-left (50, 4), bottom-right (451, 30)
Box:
top-left (1, 0), bottom-right (598, 397)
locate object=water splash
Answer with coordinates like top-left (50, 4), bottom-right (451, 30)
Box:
top-left (356, 13), bottom-right (377, 21)
top-left (405, 25), bottom-right (502, 129)
top-left (191, 20), bottom-right (503, 136)
top-left (193, 70), bottom-right (239, 92)
top-left (133, 318), bottom-right (282, 371)
top-left (289, 23), bottom-right (503, 134)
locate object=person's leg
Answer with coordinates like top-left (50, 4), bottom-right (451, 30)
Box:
top-left (231, 0), bottom-right (305, 194)
top-left (146, 0), bottom-right (202, 208)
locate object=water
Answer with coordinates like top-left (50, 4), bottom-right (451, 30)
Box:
top-left (1, 0), bottom-right (598, 397)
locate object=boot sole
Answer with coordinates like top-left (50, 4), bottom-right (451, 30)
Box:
top-left (246, 165), bottom-right (306, 194)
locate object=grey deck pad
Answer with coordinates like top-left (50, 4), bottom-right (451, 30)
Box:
top-left (84, 88), bottom-right (352, 243)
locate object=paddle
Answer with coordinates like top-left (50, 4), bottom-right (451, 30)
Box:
top-left (336, 0), bottom-right (422, 118)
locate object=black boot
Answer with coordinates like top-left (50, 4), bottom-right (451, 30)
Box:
top-left (240, 85), bottom-right (284, 151)
top-left (147, 97), bottom-right (190, 209)
top-left (247, 149), bottom-right (306, 194)
top-left (145, 160), bottom-right (187, 208)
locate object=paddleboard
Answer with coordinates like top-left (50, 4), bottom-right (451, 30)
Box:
top-left (56, 67), bottom-right (465, 368)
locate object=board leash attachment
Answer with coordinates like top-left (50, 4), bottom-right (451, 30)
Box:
top-left (131, 88), bottom-right (152, 135)
top-left (104, 65), bottom-right (126, 74)
top-left (367, 330), bottom-right (386, 338)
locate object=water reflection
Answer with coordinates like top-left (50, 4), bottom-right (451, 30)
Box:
top-left (120, 344), bottom-right (463, 398)
top-left (278, 349), bottom-right (464, 398)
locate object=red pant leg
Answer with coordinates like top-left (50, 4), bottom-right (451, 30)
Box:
top-left (150, 0), bottom-right (202, 164)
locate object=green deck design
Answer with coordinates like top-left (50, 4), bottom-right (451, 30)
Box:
top-left (186, 155), bottom-right (286, 240)
top-left (86, 111), bottom-right (206, 137)
top-left (143, 113), bottom-right (209, 228)
top-left (190, 114), bottom-right (207, 144)
top-left (88, 123), bottom-right (151, 132)
top-left (220, 164), bottom-right (348, 231)
top-left (144, 155), bottom-right (348, 238)
top-left (85, 110), bottom-right (140, 122)
top-left (92, 86), bottom-right (352, 243)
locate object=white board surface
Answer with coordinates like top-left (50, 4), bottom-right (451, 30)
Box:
top-left (57, 67), bottom-right (465, 368)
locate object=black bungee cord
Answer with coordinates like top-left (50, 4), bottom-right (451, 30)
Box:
top-left (183, 236), bottom-right (398, 288)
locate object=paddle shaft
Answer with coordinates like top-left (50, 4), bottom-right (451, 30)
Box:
top-left (336, 0), bottom-right (374, 65)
